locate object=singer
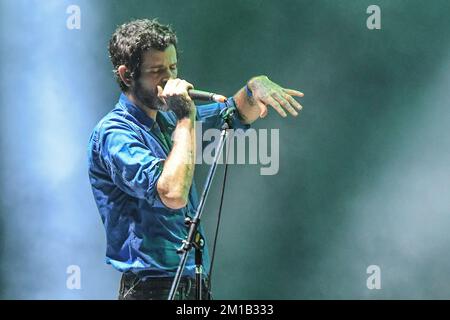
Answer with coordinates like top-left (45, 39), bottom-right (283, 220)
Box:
top-left (87, 18), bottom-right (304, 300)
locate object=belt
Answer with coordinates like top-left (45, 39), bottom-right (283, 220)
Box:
top-left (120, 272), bottom-right (211, 300)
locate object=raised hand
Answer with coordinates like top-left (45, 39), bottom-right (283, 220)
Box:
top-left (247, 75), bottom-right (304, 118)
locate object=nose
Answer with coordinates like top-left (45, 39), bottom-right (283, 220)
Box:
top-left (161, 68), bottom-right (177, 87)
top-left (165, 67), bottom-right (176, 76)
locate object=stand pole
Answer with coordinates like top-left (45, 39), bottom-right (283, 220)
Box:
top-left (168, 102), bottom-right (236, 300)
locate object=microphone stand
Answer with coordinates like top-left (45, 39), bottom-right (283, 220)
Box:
top-left (168, 99), bottom-right (236, 300)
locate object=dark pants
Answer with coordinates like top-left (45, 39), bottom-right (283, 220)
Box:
top-left (118, 272), bottom-right (212, 300)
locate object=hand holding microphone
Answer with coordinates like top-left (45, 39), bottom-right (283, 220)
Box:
top-left (157, 79), bottom-right (195, 119)
top-left (157, 78), bottom-right (227, 119)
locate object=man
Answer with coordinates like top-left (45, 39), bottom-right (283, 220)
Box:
top-left (87, 18), bottom-right (304, 300)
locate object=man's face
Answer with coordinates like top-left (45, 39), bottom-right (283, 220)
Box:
top-left (132, 44), bottom-right (178, 111)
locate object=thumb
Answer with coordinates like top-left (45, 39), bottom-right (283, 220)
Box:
top-left (157, 85), bottom-right (164, 96)
top-left (157, 85), bottom-right (166, 104)
top-left (259, 103), bottom-right (268, 118)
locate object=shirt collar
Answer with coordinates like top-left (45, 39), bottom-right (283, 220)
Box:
top-left (118, 93), bottom-right (176, 133)
top-left (118, 93), bottom-right (156, 129)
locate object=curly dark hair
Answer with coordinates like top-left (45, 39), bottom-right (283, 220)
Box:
top-left (108, 18), bottom-right (178, 92)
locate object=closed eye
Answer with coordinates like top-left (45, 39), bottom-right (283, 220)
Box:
top-left (144, 65), bottom-right (177, 74)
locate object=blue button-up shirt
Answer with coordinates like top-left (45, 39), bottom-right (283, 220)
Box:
top-left (88, 93), bottom-right (249, 279)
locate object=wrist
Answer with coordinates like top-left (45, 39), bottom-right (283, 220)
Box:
top-left (245, 79), bottom-right (258, 106)
top-left (177, 114), bottom-right (195, 127)
top-left (168, 96), bottom-right (195, 120)
top-left (245, 83), bottom-right (253, 98)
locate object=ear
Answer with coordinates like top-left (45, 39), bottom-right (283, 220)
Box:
top-left (118, 65), bottom-right (132, 88)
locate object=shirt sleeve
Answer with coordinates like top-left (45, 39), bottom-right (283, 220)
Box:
top-left (99, 120), bottom-right (164, 204)
top-left (196, 96), bottom-right (251, 132)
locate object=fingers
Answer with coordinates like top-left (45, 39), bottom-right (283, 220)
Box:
top-left (181, 80), bottom-right (194, 91)
top-left (273, 93), bottom-right (298, 117)
top-left (283, 93), bottom-right (303, 111)
top-left (265, 96), bottom-right (287, 118)
top-left (260, 89), bottom-right (304, 118)
top-left (157, 85), bottom-right (166, 104)
top-left (161, 78), bottom-right (179, 97)
top-left (250, 78), bottom-right (304, 118)
top-left (161, 79), bottom-right (194, 97)
top-left (283, 88), bottom-right (304, 97)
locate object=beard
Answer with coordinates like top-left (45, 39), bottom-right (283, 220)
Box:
top-left (132, 80), bottom-right (167, 112)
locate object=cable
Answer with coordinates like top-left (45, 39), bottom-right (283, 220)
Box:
top-left (207, 128), bottom-right (233, 293)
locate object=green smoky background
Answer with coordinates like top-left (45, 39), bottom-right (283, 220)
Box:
top-left (0, 0), bottom-right (449, 299)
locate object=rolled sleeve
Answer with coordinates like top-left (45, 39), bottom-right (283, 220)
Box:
top-left (221, 97), bottom-right (251, 131)
top-left (196, 97), bottom-right (251, 132)
top-left (100, 122), bottom-right (164, 204)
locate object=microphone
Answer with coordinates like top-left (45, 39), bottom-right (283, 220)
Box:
top-left (188, 89), bottom-right (227, 103)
